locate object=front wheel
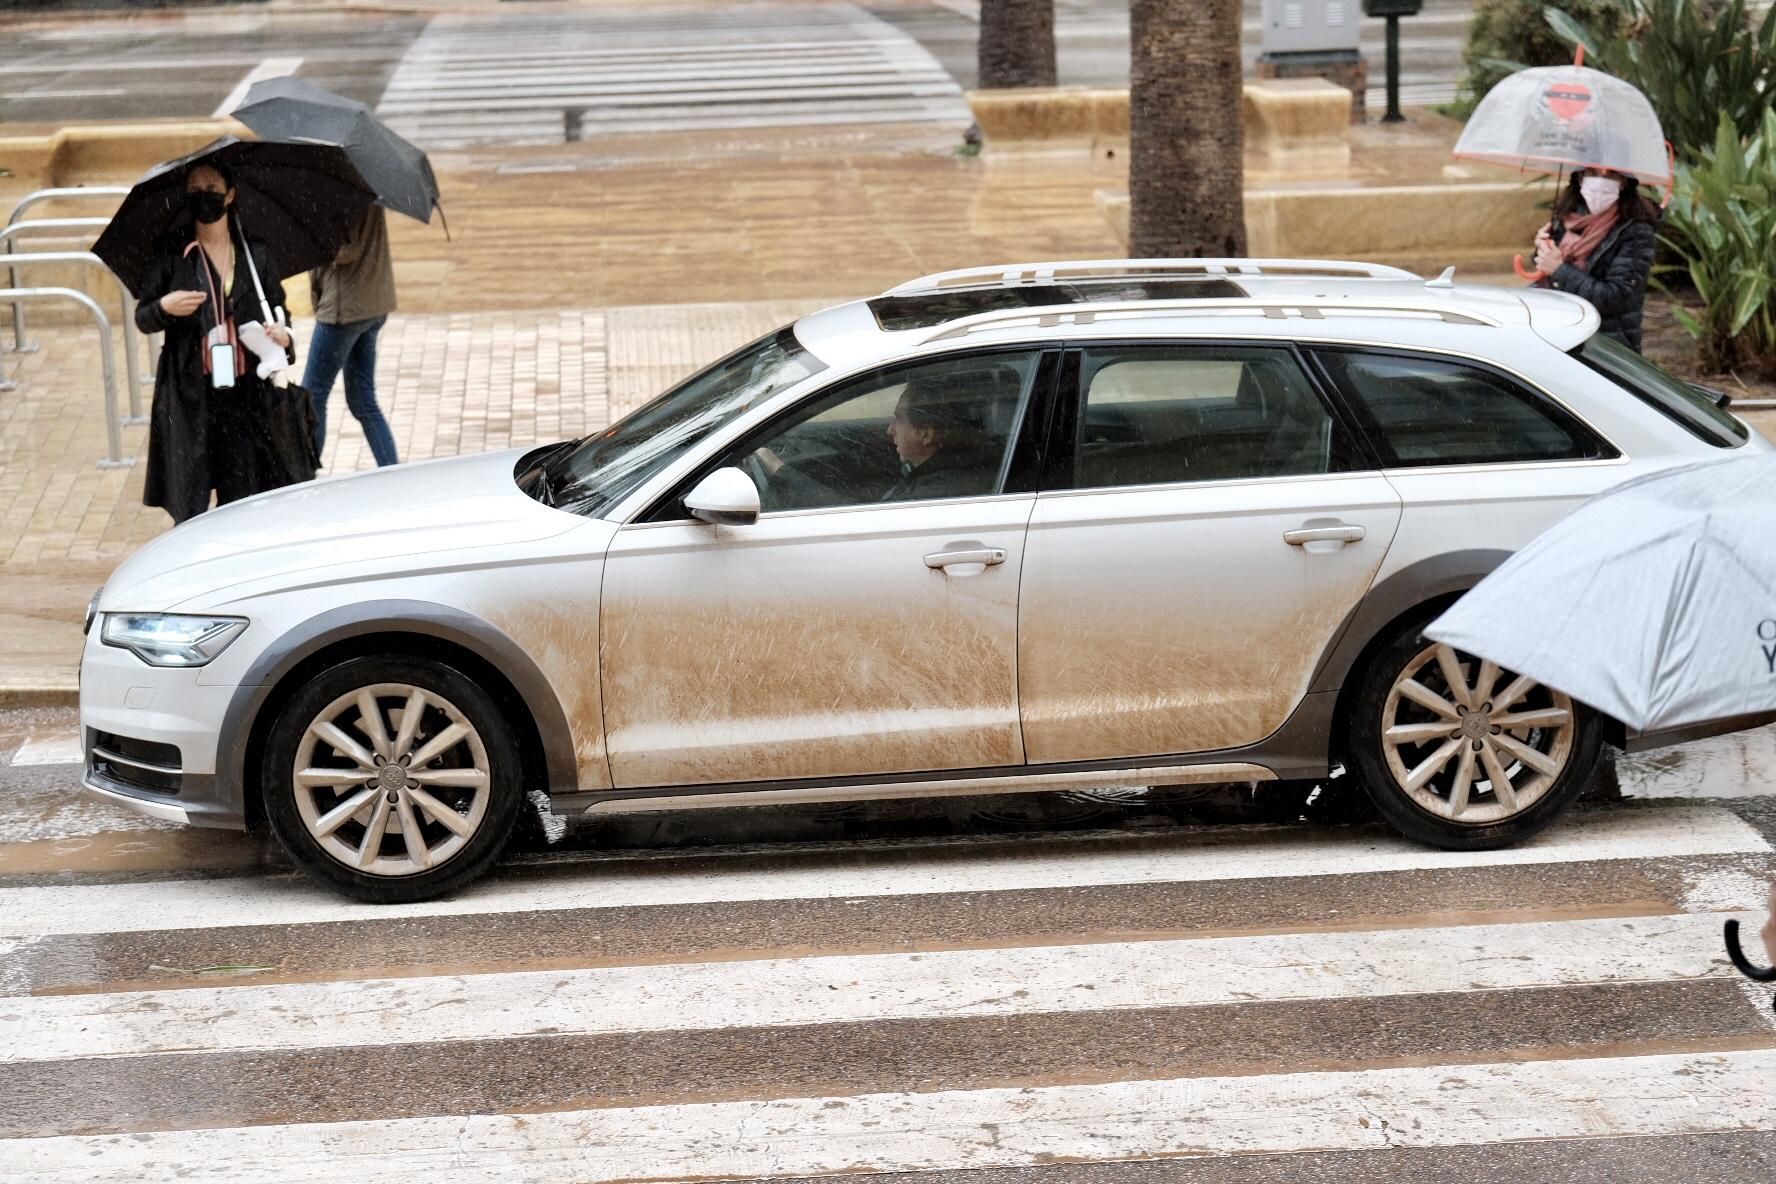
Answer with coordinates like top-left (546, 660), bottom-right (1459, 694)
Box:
top-left (1346, 620), bottom-right (1602, 850)
top-left (263, 656), bottom-right (524, 902)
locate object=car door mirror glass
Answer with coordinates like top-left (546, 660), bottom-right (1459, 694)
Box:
top-left (684, 467), bottom-right (762, 526)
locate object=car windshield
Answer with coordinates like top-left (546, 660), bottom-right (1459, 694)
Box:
top-left (1573, 332), bottom-right (1749, 448)
top-left (538, 326), bottom-right (825, 517)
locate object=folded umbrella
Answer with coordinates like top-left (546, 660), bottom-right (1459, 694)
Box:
top-left (93, 137), bottom-right (377, 299)
top-left (232, 76), bottom-right (443, 229)
top-left (1426, 451), bottom-right (1776, 737)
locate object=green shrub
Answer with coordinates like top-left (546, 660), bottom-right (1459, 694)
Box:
top-left (1545, 0), bottom-right (1776, 161)
top-left (1445, 0), bottom-right (1624, 119)
top-left (1657, 111), bottom-right (1776, 377)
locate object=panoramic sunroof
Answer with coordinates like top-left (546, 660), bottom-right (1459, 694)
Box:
top-left (868, 278), bottom-right (1248, 332)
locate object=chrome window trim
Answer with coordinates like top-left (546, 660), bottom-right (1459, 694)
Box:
top-left (617, 490), bottom-right (1038, 532)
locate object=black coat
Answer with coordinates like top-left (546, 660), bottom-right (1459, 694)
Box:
top-left (1546, 218), bottom-right (1659, 352)
top-left (134, 231), bottom-right (311, 523)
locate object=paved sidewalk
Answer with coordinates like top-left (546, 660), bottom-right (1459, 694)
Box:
top-left (0, 296), bottom-right (831, 697)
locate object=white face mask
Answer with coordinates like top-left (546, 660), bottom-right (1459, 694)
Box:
top-left (1579, 175), bottom-right (1621, 214)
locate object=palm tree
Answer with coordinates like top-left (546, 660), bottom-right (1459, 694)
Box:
top-left (1128, 0), bottom-right (1246, 256)
top-left (978, 0), bottom-right (1057, 89)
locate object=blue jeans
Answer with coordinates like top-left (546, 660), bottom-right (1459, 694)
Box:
top-left (304, 314), bottom-right (397, 466)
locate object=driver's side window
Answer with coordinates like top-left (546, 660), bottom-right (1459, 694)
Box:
top-left (724, 351), bottom-right (1043, 514)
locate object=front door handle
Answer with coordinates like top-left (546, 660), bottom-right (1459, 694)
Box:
top-left (924, 547), bottom-right (1007, 569)
top-left (1283, 522), bottom-right (1366, 547)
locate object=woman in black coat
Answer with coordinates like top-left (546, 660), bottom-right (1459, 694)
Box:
top-left (133, 162), bottom-right (301, 524)
top-left (1531, 167), bottom-right (1661, 352)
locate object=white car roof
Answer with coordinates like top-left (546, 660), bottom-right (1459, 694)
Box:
top-left (792, 259), bottom-right (1601, 372)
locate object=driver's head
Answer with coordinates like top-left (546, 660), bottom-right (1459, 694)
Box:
top-left (888, 374), bottom-right (986, 465)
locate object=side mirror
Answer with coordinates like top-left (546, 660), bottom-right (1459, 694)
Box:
top-left (683, 467), bottom-right (761, 526)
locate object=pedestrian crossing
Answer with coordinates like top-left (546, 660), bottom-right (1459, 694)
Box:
top-left (3, 715), bottom-right (1774, 1179)
top-left (375, 3), bottom-right (973, 150)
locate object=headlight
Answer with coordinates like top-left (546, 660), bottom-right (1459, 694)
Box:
top-left (100, 614), bottom-right (247, 668)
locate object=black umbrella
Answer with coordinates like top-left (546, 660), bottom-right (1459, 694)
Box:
top-left (232, 76), bottom-right (444, 229)
top-left (93, 137), bottom-right (377, 299)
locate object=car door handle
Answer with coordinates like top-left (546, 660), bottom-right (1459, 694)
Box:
top-left (1283, 523), bottom-right (1366, 546)
top-left (924, 547), bottom-right (1007, 569)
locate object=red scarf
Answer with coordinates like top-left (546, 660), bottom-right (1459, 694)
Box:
top-left (1556, 206), bottom-right (1621, 271)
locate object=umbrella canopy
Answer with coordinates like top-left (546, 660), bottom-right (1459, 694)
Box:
top-left (93, 137), bottom-right (377, 299)
top-left (232, 76), bottom-right (441, 226)
top-left (1426, 452), bottom-right (1776, 735)
top-left (1453, 64), bottom-right (1672, 186)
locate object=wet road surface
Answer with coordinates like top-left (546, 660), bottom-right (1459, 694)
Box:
top-left (2, 704), bottom-right (1773, 1179)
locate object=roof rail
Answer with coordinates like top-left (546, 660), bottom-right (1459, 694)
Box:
top-left (920, 297), bottom-right (1497, 343)
top-left (883, 258), bottom-right (1422, 295)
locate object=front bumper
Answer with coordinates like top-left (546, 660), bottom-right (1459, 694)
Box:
top-left (79, 626), bottom-right (247, 830)
top-left (82, 770), bottom-right (191, 825)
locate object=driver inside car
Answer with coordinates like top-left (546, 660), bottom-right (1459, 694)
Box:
top-left (879, 375), bottom-right (999, 502)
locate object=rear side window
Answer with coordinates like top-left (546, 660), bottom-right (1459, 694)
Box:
top-left (1071, 345), bottom-right (1360, 489)
top-left (1312, 349), bottom-right (1614, 468)
top-left (1573, 332), bottom-right (1749, 448)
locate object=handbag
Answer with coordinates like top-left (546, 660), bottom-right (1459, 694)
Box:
top-left (235, 225), bottom-right (320, 488)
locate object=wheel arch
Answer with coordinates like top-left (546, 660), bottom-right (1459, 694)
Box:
top-left (219, 601), bottom-right (578, 833)
top-left (1311, 550), bottom-right (1513, 763)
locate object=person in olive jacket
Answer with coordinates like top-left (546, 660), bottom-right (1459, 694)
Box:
top-left (305, 204), bottom-right (399, 465)
top-left (134, 162), bottom-right (297, 524)
top-left (1532, 167), bottom-right (1660, 352)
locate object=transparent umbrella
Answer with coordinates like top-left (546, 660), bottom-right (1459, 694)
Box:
top-left (1453, 55), bottom-right (1672, 279)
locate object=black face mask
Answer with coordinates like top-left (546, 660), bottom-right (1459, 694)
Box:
top-left (186, 190), bottom-right (228, 225)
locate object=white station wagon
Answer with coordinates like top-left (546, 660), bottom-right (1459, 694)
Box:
top-left (81, 259), bottom-right (1770, 900)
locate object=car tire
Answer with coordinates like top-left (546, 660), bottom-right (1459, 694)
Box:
top-left (263, 655), bottom-right (525, 903)
top-left (1346, 614), bottom-right (1603, 851)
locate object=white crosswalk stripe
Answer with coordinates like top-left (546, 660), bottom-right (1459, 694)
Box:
top-left (3, 761), bottom-right (1773, 1178)
top-left (375, 3), bottom-right (972, 149)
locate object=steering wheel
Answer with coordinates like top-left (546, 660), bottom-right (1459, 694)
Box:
top-left (738, 448), bottom-right (776, 510)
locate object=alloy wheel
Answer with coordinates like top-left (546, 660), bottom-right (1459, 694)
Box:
top-left (1380, 643), bottom-right (1575, 825)
top-left (292, 682), bottom-right (491, 877)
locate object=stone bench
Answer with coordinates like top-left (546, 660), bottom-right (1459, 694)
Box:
top-left (1095, 181), bottom-right (1545, 277)
top-left (967, 79), bottom-right (1352, 165)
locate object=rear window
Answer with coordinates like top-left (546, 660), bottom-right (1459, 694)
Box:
top-left (1573, 333), bottom-right (1749, 448)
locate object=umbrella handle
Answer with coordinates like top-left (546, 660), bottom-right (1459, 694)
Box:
top-left (1724, 920), bottom-right (1776, 981)
top-left (1514, 254), bottom-right (1541, 281)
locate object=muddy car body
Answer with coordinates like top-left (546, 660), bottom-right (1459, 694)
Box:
top-left (81, 259), bottom-right (1772, 900)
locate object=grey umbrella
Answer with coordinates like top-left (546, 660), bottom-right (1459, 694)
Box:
top-left (1426, 451), bottom-right (1776, 738)
top-left (232, 76), bottom-right (444, 230)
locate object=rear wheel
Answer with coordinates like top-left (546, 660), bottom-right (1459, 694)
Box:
top-left (263, 656), bottom-right (524, 902)
top-left (1347, 618), bottom-right (1602, 850)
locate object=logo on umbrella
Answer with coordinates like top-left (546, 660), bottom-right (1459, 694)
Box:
top-left (1760, 618), bottom-right (1776, 675)
top-left (1545, 81), bottom-right (1593, 124)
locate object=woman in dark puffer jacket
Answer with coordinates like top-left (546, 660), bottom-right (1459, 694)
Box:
top-left (1531, 167), bottom-right (1661, 352)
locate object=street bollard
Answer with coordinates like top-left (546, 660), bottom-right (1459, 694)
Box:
top-left (0, 287), bottom-right (134, 468)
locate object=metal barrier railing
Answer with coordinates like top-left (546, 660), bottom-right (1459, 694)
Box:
top-left (0, 217), bottom-right (157, 396)
top-left (0, 288), bottom-right (133, 468)
top-left (0, 252), bottom-right (147, 422)
top-left (6, 188), bottom-right (129, 353)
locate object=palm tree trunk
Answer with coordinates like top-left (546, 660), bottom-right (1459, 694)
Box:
top-left (1129, 0), bottom-right (1246, 257)
top-left (978, 0), bottom-right (1057, 89)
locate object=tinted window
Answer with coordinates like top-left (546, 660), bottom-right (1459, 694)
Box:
top-left (1072, 346), bottom-right (1354, 489)
top-left (1314, 349), bottom-right (1613, 467)
top-left (1574, 332), bottom-right (1749, 448)
top-left (683, 351), bottom-right (1042, 515)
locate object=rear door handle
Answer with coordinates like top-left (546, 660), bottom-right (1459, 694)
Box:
top-left (1283, 523), bottom-right (1366, 546)
top-left (924, 547), bottom-right (1007, 569)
